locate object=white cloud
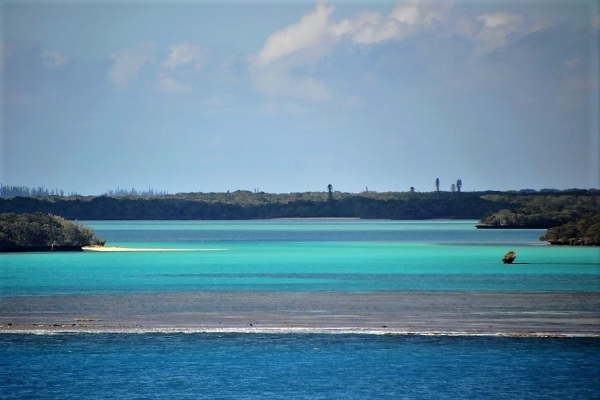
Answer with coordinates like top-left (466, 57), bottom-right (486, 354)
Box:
top-left (467, 12), bottom-right (551, 55)
top-left (328, 10), bottom-right (381, 38)
top-left (475, 12), bottom-right (525, 52)
top-left (251, 1), bottom-right (448, 100)
top-left (478, 12), bottom-right (523, 29)
top-left (109, 48), bottom-right (152, 85)
top-left (251, 1), bottom-right (337, 101)
top-left (251, 1), bottom-right (559, 103)
top-left (41, 51), bottom-right (68, 68)
top-left (107, 42), bottom-right (205, 92)
top-left (345, 11), bottom-right (403, 44)
top-left (389, 3), bottom-right (420, 25)
top-left (158, 42), bottom-right (206, 94)
top-left (253, 64), bottom-right (332, 101)
top-left (163, 42), bottom-right (205, 71)
top-left (254, 1), bottom-right (334, 68)
top-left (332, 1), bottom-right (446, 45)
top-left (157, 75), bottom-right (192, 94)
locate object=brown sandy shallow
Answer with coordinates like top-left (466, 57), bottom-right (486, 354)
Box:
top-left (1, 291), bottom-right (599, 336)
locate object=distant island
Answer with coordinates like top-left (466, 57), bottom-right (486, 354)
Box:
top-left (0, 212), bottom-right (105, 252)
top-left (0, 188), bottom-right (598, 246)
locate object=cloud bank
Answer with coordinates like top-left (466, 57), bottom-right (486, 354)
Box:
top-left (250, 1), bottom-right (556, 101)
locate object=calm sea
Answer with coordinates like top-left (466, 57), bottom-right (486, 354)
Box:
top-left (1, 220), bottom-right (599, 398)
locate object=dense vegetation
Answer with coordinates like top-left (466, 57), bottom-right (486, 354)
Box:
top-left (477, 191), bottom-right (599, 228)
top-left (477, 191), bottom-right (600, 245)
top-left (0, 213), bottom-right (105, 252)
top-left (0, 189), bottom-right (598, 246)
top-left (539, 213), bottom-right (600, 245)
top-left (0, 190), bottom-right (515, 220)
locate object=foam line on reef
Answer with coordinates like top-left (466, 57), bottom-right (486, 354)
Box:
top-left (1, 326), bottom-right (598, 338)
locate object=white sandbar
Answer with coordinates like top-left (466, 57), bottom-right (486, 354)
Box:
top-left (82, 246), bottom-right (225, 252)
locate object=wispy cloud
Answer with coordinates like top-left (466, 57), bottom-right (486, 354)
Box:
top-left (157, 75), bottom-right (192, 94)
top-left (163, 42), bottom-right (205, 71)
top-left (251, 1), bottom-right (337, 101)
top-left (463, 12), bottom-right (549, 55)
top-left (107, 41), bottom-right (206, 92)
top-left (334, 1), bottom-right (445, 44)
top-left (254, 1), bottom-right (334, 68)
top-left (158, 42), bottom-right (206, 93)
top-left (109, 48), bottom-right (153, 86)
top-left (41, 51), bottom-right (68, 69)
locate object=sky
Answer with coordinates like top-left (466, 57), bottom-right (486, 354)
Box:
top-left (1, 0), bottom-right (599, 195)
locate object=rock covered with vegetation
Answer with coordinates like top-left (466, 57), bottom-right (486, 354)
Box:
top-left (0, 212), bottom-right (105, 252)
top-left (539, 213), bottom-right (600, 246)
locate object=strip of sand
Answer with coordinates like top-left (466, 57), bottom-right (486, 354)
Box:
top-left (82, 245), bottom-right (226, 252)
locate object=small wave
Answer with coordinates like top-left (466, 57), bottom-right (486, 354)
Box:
top-left (1, 326), bottom-right (598, 338)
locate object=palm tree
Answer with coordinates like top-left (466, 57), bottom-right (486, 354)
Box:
top-left (327, 184), bottom-right (333, 201)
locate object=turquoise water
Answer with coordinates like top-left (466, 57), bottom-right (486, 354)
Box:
top-left (1, 242), bottom-right (599, 295)
top-left (1, 220), bottom-right (598, 296)
top-left (1, 220), bottom-right (599, 398)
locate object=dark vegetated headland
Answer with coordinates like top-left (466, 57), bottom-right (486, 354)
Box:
top-left (0, 212), bottom-right (105, 252)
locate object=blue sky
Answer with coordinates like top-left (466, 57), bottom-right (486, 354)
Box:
top-left (1, 0), bottom-right (599, 195)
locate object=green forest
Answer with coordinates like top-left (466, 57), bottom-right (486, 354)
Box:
top-left (0, 189), bottom-right (598, 246)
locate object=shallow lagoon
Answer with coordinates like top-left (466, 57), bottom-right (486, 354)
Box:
top-left (1, 220), bottom-right (598, 333)
top-left (1, 220), bottom-right (599, 398)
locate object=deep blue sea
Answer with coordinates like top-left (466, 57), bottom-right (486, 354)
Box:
top-left (1, 220), bottom-right (599, 399)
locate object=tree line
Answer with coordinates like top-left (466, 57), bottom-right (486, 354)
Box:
top-left (102, 187), bottom-right (169, 197)
top-left (1, 189), bottom-right (596, 222)
top-left (0, 189), bottom-right (598, 245)
top-left (0, 191), bottom-right (511, 220)
top-left (0, 184), bottom-right (169, 198)
top-left (0, 184), bottom-right (74, 198)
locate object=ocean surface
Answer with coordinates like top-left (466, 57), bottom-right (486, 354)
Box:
top-left (1, 220), bottom-right (599, 398)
